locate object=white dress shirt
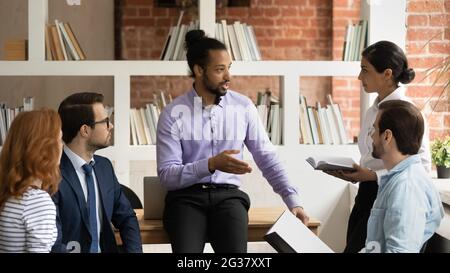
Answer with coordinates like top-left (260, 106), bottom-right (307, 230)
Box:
top-left (358, 86), bottom-right (432, 182)
top-left (63, 146), bottom-right (103, 251)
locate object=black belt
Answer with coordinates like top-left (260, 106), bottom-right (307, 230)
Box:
top-left (191, 183), bottom-right (238, 190)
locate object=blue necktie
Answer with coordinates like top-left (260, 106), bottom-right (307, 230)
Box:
top-left (82, 163), bottom-right (99, 253)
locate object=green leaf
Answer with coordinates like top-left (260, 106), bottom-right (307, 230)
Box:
top-left (431, 136), bottom-right (450, 168)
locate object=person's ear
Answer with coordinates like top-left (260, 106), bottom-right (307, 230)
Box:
top-left (383, 129), bottom-right (393, 143)
top-left (194, 64), bottom-right (203, 77)
top-left (80, 124), bottom-right (90, 137)
top-left (384, 68), bottom-right (393, 82)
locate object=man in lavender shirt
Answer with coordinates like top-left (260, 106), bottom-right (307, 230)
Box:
top-left (156, 29), bottom-right (309, 253)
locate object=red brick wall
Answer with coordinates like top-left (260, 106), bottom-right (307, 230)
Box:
top-left (121, 0), bottom-right (333, 117)
top-left (121, 0), bottom-right (332, 60)
top-left (330, 0), bottom-right (450, 141)
top-left (406, 0), bottom-right (450, 140)
top-left (120, 0), bottom-right (449, 142)
top-left (331, 0), bottom-right (361, 140)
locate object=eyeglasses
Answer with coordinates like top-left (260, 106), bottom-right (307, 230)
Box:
top-left (90, 117), bottom-right (110, 129)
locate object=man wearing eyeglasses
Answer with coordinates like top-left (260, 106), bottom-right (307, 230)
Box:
top-left (52, 92), bottom-right (142, 253)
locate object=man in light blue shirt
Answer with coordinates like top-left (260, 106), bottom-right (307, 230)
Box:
top-left (363, 100), bottom-right (443, 253)
top-left (157, 29), bottom-right (308, 253)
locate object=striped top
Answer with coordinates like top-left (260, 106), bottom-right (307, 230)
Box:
top-left (0, 187), bottom-right (57, 253)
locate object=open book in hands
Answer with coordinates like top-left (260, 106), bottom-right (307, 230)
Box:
top-left (306, 156), bottom-right (356, 171)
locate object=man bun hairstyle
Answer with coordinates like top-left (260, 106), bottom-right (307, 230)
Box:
top-left (185, 29), bottom-right (207, 49)
top-left (185, 29), bottom-right (227, 78)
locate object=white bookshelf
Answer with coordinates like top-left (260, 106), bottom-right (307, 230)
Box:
top-left (0, 0), bottom-right (407, 251)
top-left (0, 0), bottom-right (407, 185)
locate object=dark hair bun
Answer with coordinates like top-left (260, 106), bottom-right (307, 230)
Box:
top-left (399, 68), bottom-right (415, 84)
top-left (185, 29), bottom-right (206, 49)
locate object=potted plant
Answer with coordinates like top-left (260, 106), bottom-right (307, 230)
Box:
top-left (431, 136), bottom-right (450, 178)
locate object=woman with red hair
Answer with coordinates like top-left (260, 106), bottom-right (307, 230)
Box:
top-left (0, 109), bottom-right (63, 252)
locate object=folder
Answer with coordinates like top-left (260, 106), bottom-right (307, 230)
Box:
top-left (264, 210), bottom-right (334, 253)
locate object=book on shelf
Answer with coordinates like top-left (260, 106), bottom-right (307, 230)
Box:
top-left (327, 95), bottom-right (348, 144)
top-left (233, 21), bottom-right (251, 61)
top-left (162, 10), bottom-right (185, 61)
top-left (246, 25), bottom-right (262, 61)
top-left (307, 106), bottom-right (320, 144)
top-left (49, 25), bottom-right (64, 60)
top-left (62, 22), bottom-right (81, 60)
top-left (299, 95), bottom-right (349, 145)
top-left (0, 97), bottom-right (35, 145)
top-left (342, 20), bottom-right (367, 61)
top-left (305, 156), bottom-right (356, 171)
top-left (130, 110), bottom-right (138, 146)
top-left (140, 108), bottom-right (152, 145)
top-left (227, 24), bottom-right (241, 61)
top-left (264, 210), bottom-right (333, 253)
top-left (160, 16), bottom-right (261, 61)
top-left (45, 25), bottom-right (54, 60)
top-left (45, 20), bottom-right (85, 61)
top-left (133, 108), bottom-right (148, 145)
top-left (299, 96), bottom-right (312, 144)
top-left (54, 19), bottom-right (68, 61)
top-left (159, 26), bottom-right (174, 60)
top-left (130, 91), bottom-right (170, 145)
top-left (63, 22), bottom-right (85, 60)
top-left (316, 102), bottom-right (330, 145)
top-left (220, 19), bottom-right (232, 57)
top-left (255, 90), bottom-right (281, 145)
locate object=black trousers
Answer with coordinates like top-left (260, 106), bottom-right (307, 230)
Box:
top-left (163, 184), bottom-right (250, 253)
top-left (344, 182), bottom-right (378, 253)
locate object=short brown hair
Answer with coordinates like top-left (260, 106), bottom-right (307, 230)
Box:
top-left (378, 100), bottom-right (424, 155)
top-left (58, 92), bottom-right (104, 144)
top-left (0, 109), bottom-right (62, 210)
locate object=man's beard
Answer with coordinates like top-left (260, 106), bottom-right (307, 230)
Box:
top-left (203, 75), bottom-right (229, 98)
top-left (87, 136), bottom-right (111, 151)
top-left (371, 143), bottom-right (382, 159)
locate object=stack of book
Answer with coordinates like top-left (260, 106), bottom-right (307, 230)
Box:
top-left (215, 20), bottom-right (261, 61)
top-left (45, 20), bottom-right (86, 61)
top-left (0, 97), bottom-right (34, 145)
top-left (256, 90), bottom-right (282, 145)
top-left (130, 91), bottom-right (171, 145)
top-left (299, 95), bottom-right (349, 145)
top-left (342, 20), bottom-right (367, 61)
top-left (160, 11), bottom-right (197, 61)
top-left (160, 11), bottom-right (261, 61)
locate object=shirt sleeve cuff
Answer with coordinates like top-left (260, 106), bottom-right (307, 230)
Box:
top-left (194, 158), bottom-right (212, 179)
top-left (375, 169), bottom-right (388, 184)
top-left (283, 194), bottom-right (303, 210)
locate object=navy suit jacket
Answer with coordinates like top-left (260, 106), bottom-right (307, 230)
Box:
top-left (51, 151), bottom-right (142, 253)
